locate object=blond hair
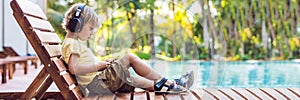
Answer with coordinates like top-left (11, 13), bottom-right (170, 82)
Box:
top-left (62, 3), bottom-right (100, 31)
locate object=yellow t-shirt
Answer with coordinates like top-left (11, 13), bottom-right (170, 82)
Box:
top-left (61, 38), bottom-right (99, 87)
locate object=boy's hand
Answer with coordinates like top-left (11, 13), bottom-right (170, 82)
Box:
top-left (104, 58), bottom-right (114, 63)
top-left (97, 61), bottom-right (111, 71)
top-left (104, 56), bottom-right (119, 64)
top-left (100, 61), bottom-right (112, 67)
top-left (106, 62), bottom-right (112, 66)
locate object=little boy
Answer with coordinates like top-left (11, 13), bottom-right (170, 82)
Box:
top-left (61, 3), bottom-right (193, 96)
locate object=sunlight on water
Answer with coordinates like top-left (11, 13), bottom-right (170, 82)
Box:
top-left (130, 60), bottom-right (300, 89)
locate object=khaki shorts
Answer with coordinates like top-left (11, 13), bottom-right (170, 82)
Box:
top-left (87, 59), bottom-right (136, 95)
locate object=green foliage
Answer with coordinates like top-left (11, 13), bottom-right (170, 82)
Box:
top-left (47, 0), bottom-right (300, 61)
top-left (241, 54), bottom-right (250, 61)
top-left (47, 9), bottom-right (65, 40)
top-left (198, 45), bottom-right (208, 60)
top-left (134, 51), bottom-right (151, 60)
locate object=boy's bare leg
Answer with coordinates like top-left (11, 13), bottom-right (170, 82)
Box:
top-left (122, 54), bottom-right (161, 80)
top-left (132, 76), bottom-right (154, 91)
top-left (121, 54), bottom-right (173, 85)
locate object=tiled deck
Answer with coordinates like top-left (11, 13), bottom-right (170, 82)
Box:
top-left (0, 63), bottom-right (58, 92)
top-left (1, 64), bottom-right (300, 99)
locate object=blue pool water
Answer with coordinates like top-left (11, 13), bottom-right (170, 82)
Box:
top-left (132, 60), bottom-right (300, 88)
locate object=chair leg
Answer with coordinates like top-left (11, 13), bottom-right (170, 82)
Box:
top-left (35, 76), bottom-right (54, 99)
top-left (20, 67), bottom-right (53, 99)
top-left (33, 60), bottom-right (38, 69)
top-left (16, 61), bottom-right (29, 74)
top-left (24, 61), bottom-right (28, 74)
top-left (8, 63), bottom-right (14, 79)
top-left (1, 64), bottom-right (7, 83)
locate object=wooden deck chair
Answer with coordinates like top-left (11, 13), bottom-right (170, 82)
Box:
top-left (2, 47), bottom-right (18, 56)
top-left (11, 0), bottom-right (300, 100)
top-left (10, 0), bottom-right (84, 99)
top-left (3, 46), bottom-right (39, 69)
top-left (3, 46), bottom-right (24, 74)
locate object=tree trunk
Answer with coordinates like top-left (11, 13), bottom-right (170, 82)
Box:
top-left (149, 9), bottom-right (155, 59)
top-left (105, 0), bottom-right (111, 54)
top-left (199, 0), bottom-right (211, 59)
top-left (206, 0), bottom-right (218, 56)
top-left (127, 12), bottom-right (136, 48)
top-left (172, 0), bottom-right (177, 57)
top-left (266, 0), bottom-right (276, 57)
top-left (274, 0), bottom-right (284, 58)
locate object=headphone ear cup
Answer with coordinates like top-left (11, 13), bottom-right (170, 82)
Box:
top-left (75, 18), bottom-right (83, 32)
top-left (67, 18), bottom-right (83, 32)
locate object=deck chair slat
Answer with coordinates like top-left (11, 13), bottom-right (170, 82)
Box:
top-left (275, 88), bottom-right (300, 99)
top-left (52, 58), bottom-right (68, 72)
top-left (148, 92), bottom-right (164, 100)
top-left (0, 92), bottom-right (64, 100)
top-left (288, 88), bottom-right (300, 98)
top-left (180, 91), bottom-right (198, 100)
top-left (46, 62), bottom-right (83, 99)
top-left (24, 15), bottom-right (54, 32)
top-left (204, 88), bottom-right (231, 100)
top-left (61, 74), bottom-right (77, 87)
top-left (133, 92), bottom-right (147, 100)
top-left (218, 88), bottom-right (245, 100)
top-left (260, 88), bottom-right (287, 100)
top-left (86, 94), bottom-right (115, 100)
top-left (231, 88), bottom-right (259, 100)
top-left (98, 95), bottom-right (115, 99)
top-left (165, 94), bottom-right (182, 100)
top-left (44, 45), bottom-right (62, 57)
top-left (51, 58), bottom-right (83, 98)
top-left (190, 88), bottom-right (215, 100)
top-left (3, 47), bottom-right (19, 56)
top-left (10, 0), bottom-right (47, 19)
top-left (246, 88), bottom-right (273, 100)
top-left (51, 58), bottom-right (77, 88)
top-left (115, 93), bottom-right (132, 99)
top-left (35, 30), bottom-right (61, 44)
top-left (71, 87), bottom-right (85, 99)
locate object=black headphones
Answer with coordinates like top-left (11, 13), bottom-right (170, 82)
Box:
top-left (67, 4), bottom-right (86, 32)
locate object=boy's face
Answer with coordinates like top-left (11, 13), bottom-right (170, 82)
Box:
top-left (76, 22), bottom-right (97, 41)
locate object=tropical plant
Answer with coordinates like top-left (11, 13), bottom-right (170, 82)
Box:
top-left (47, 0), bottom-right (300, 61)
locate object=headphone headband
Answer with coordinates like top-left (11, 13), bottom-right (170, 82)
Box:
top-left (74, 4), bottom-right (85, 18)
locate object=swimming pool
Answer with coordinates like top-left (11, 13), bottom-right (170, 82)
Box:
top-left (135, 60), bottom-right (300, 88)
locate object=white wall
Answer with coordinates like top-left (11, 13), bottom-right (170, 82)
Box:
top-left (4, 0), bottom-right (27, 55)
top-left (2, 0), bottom-right (47, 55)
top-left (0, 0), bottom-right (3, 51)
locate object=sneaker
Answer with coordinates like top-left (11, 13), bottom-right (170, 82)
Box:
top-left (154, 77), bottom-right (187, 95)
top-left (174, 70), bottom-right (194, 89)
top-left (154, 77), bottom-right (185, 91)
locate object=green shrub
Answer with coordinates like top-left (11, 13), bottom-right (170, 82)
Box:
top-left (135, 51), bottom-right (151, 60)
